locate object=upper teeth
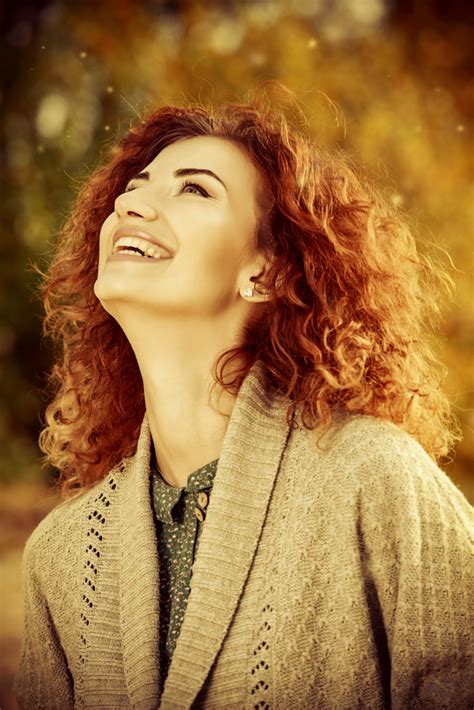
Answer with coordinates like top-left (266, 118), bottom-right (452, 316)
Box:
top-left (113, 236), bottom-right (167, 259)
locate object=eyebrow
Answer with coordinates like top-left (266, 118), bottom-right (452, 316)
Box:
top-left (126, 168), bottom-right (228, 191)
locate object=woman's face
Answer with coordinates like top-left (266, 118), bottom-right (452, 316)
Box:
top-left (94, 135), bottom-right (265, 319)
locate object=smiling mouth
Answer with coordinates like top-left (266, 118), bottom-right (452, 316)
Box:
top-left (118, 246), bottom-right (158, 258)
top-left (107, 250), bottom-right (172, 263)
top-left (107, 252), bottom-right (172, 264)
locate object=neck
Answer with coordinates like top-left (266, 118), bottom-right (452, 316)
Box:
top-left (118, 308), bottom-right (248, 488)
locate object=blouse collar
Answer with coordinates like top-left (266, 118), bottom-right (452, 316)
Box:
top-left (150, 457), bottom-right (219, 524)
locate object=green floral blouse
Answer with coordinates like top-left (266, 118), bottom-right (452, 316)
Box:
top-left (149, 451), bottom-right (219, 686)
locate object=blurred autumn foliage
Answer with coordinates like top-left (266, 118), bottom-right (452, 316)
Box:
top-left (1, 0), bottom-right (473, 501)
top-left (1, 1), bottom-right (473, 706)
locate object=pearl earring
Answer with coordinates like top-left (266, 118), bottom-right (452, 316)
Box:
top-left (242, 286), bottom-right (254, 298)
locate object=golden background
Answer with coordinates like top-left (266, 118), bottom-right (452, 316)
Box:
top-left (1, 1), bottom-right (472, 706)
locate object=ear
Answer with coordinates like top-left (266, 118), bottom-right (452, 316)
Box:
top-left (239, 253), bottom-right (274, 302)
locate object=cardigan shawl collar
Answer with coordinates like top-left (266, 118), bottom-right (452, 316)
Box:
top-left (118, 359), bottom-right (294, 708)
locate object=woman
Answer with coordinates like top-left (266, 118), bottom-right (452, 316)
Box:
top-left (14, 92), bottom-right (473, 709)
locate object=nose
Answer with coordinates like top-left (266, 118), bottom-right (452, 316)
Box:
top-left (114, 190), bottom-right (159, 220)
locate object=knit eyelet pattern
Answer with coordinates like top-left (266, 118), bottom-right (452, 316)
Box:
top-left (78, 474), bottom-right (118, 669)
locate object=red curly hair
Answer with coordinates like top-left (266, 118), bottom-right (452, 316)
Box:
top-left (33, 88), bottom-right (461, 499)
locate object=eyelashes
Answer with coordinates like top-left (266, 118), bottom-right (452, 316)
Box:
top-left (177, 179), bottom-right (210, 197)
top-left (123, 179), bottom-right (210, 198)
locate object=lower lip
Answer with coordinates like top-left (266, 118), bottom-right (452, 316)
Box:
top-left (107, 253), bottom-right (172, 263)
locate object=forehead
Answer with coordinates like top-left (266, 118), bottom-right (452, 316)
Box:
top-left (145, 135), bottom-right (261, 192)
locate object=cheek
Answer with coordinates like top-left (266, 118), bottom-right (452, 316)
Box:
top-left (99, 215), bottom-right (114, 242)
top-left (174, 209), bottom-right (244, 267)
top-left (98, 216), bottom-right (114, 253)
top-left (193, 232), bottom-right (243, 283)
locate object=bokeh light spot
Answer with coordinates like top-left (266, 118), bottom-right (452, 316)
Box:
top-left (35, 93), bottom-right (70, 139)
top-left (209, 17), bottom-right (245, 54)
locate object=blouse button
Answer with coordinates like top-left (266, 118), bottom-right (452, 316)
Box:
top-left (197, 491), bottom-right (209, 508)
top-left (195, 507), bottom-right (205, 522)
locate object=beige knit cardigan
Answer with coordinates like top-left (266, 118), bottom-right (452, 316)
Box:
top-left (14, 360), bottom-right (474, 709)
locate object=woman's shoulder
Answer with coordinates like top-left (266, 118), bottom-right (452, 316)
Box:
top-left (318, 410), bottom-right (426, 453)
top-left (310, 410), bottom-right (443, 471)
top-left (306, 410), bottom-right (430, 468)
top-left (21, 467), bottom-right (123, 574)
top-left (305, 412), bottom-right (472, 529)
